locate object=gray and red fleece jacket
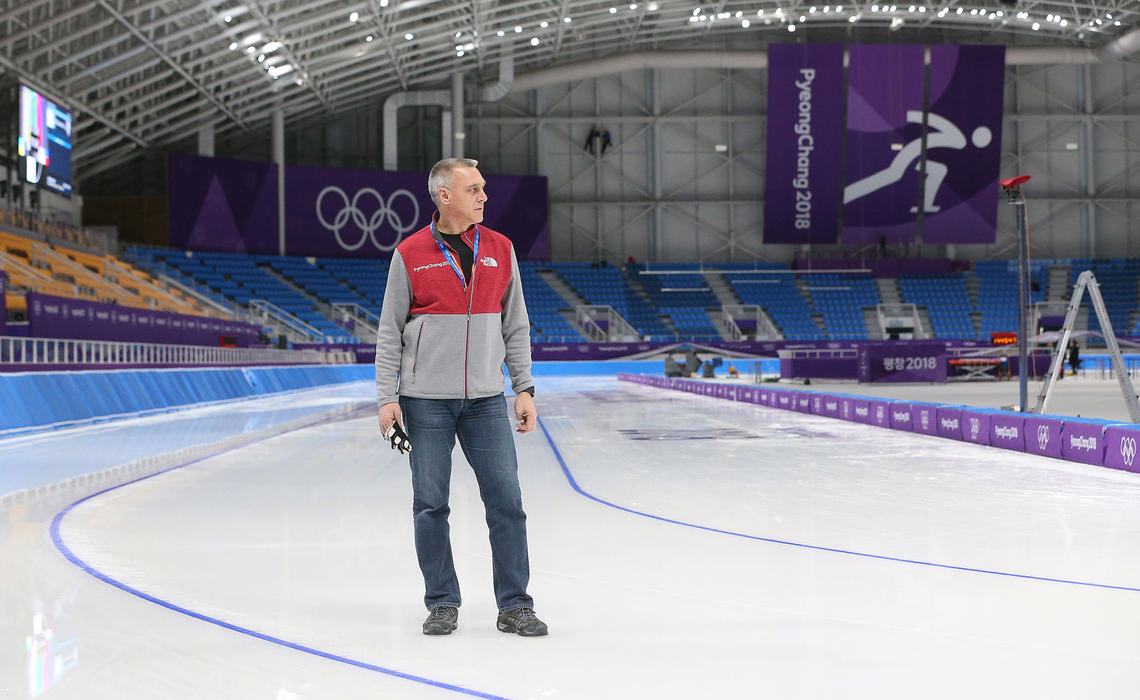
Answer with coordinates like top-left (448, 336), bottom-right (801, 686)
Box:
top-left (375, 221), bottom-right (534, 406)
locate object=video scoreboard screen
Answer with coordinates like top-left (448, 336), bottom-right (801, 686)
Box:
top-left (17, 84), bottom-right (73, 197)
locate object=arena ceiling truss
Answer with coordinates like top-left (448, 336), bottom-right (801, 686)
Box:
top-left (1, 0), bottom-right (1138, 180)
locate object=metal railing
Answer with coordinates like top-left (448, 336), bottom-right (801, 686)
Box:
top-left (0, 336), bottom-right (352, 368)
top-left (575, 305), bottom-right (641, 342)
top-left (331, 302), bottom-right (380, 343)
top-left (249, 300), bottom-right (324, 343)
top-left (722, 304), bottom-right (782, 341)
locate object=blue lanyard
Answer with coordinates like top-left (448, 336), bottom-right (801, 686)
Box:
top-left (432, 223), bottom-right (479, 290)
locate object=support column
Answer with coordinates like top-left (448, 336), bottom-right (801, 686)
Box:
top-left (452, 72), bottom-right (465, 158)
top-left (197, 111), bottom-right (215, 157)
top-left (1079, 65), bottom-right (1097, 259)
top-left (272, 108), bottom-right (285, 256)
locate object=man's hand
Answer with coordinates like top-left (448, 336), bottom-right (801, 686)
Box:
top-left (378, 402), bottom-right (402, 436)
top-left (514, 391), bottom-right (537, 433)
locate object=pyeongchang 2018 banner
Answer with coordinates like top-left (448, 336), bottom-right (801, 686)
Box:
top-left (284, 164), bottom-right (549, 259)
top-left (921, 45), bottom-right (1005, 244)
top-left (763, 44), bottom-right (845, 244)
top-left (842, 44), bottom-right (927, 245)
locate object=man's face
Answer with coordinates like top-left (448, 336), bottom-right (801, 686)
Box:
top-left (440, 166), bottom-right (487, 228)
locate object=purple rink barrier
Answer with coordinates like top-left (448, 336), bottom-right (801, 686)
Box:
top-left (1103, 426), bottom-right (1140, 474)
top-left (988, 413), bottom-right (1026, 452)
top-left (25, 293), bottom-right (259, 346)
top-left (936, 407), bottom-right (964, 440)
top-left (810, 393), bottom-right (824, 415)
top-left (614, 374), bottom-right (1140, 476)
top-left (889, 403), bottom-right (914, 431)
top-left (961, 410), bottom-right (992, 446)
top-left (1061, 420), bottom-right (1110, 466)
top-left (821, 395), bottom-right (842, 418)
top-left (870, 400), bottom-right (890, 428)
top-left (912, 404), bottom-right (938, 435)
top-left (1024, 416), bottom-right (1065, 459)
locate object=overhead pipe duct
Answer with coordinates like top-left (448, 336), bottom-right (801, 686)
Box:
top-left (382, 89), bottom-right (449, 171)
top-left (382, 53), bottom-right (514, 171)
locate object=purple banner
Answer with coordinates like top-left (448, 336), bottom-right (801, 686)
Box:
top-left (858, 342), bottom-right (948, 383)
top-left (1024, 416), bottom-right (1064, 458)
top-left (26, 293), bottom-right (259, 346)
top-left (922, 46), bottom-right (1005, 245)
top-left (776, 391), bottom-right (793, 410)
top-left (1061, 420), bottom-right (1107, 466)
top-left (962, 410), bottom-right (991, 445)
top-left (168, 153), bottom-right (278, 254)
top-left (284, 163), bottom-right (549, 259)
top-left (795, 393), bottom-right (812, 413)
top-left (989, 414), bottom-right (1025, 452)
top-left (169, 153), bottom-right (549, 259)
top-left (840, 396), bottom-right (854, 421)
top-left (851, 398), bottom-right (873, 424)
top-left (936, 407), bottom-right (964, 440)
top-left (1102, 426), bottom-right (1140, 473)
top-left (764, 44), bottom-right (845, 244)
top-left (843, 45), bottom-right (926, 245)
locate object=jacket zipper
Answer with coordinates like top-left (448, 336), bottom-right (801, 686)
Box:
top-left (462, 234), bottom-right (475, 399)
top-left (412, 323), bottom-right (424, 376)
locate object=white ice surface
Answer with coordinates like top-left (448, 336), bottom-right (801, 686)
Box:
top-left (5, 376), bottom-right (1140, 699)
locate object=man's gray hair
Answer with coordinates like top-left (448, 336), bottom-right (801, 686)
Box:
top-left (428, 158), bottom-right (480, 206)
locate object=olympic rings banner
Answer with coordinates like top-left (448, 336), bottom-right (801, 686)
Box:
top-left (169, 154), bottom-right (549, 259)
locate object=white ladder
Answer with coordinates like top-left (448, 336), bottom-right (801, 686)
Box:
top-left (1034, 270), bottom-right (1140, 422)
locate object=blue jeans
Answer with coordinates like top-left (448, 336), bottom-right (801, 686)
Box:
top-left (399, 393), bottom-right (533, 613)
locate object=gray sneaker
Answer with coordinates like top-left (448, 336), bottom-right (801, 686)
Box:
top-left (496, 608), bottom-right (548, 637)
top-left (423, 606), bottom-right (458, 635)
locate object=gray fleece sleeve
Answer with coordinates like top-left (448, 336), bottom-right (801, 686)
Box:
top-left (375, 250), bottom-right (412, 406)
top-left (501, 245), bottom-right (535, 395)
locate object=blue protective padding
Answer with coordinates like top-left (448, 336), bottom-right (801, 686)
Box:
top-left (69, 374), bottom-right (112, 417)
top-left (0, 365), bottom-right (380, 434)
top-left (531, 360), bottom-right (665, 376)
top-left (50, 375), bottom-right (96, 422)
top-left (87, 373), bottom-right (129, 416)
top-left (0, 378), bottom-right (34, 428)
top-left (40, 374), bottom-right (89, 423)
top-left (133, 372), bottom-right (172, 409)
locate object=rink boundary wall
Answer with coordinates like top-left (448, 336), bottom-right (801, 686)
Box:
top-left (618, 374), bottom-right (1140, 474)
top-left (0, 365), bottom-right (374, 437)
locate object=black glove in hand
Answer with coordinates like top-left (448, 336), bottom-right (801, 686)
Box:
top-left (384, 421), bottom-right (412, 454)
